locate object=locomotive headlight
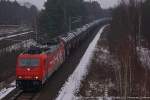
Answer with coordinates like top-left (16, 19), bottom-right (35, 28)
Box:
top-left (18, 76), bottom-right (22, 79)
top-left (35, 76), bottom-right (39, 79)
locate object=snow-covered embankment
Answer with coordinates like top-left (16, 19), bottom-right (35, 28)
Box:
top-left (56, 25), bottom-right (108, 100)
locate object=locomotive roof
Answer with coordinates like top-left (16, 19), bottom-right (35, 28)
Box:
top-left (60, 32), bottom-right (76, 43)
top-left (23, 39), bottom-right (60, 54)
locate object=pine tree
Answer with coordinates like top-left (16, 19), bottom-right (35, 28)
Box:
top-left (38, 0), bottom-right (85, 38)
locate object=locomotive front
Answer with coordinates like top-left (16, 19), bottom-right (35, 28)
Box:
top-left (16, 54), bottom-right (46, 90)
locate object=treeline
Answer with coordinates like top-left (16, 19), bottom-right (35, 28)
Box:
top-left (108, 0), bottom-right (150, 97)
top-left (0, 0), bottom-right (110, 38)
top-left (38, 0), bottom-right (107, 37)
top-left (0, 0), bottom-right (38, 26)
top-left (109, 0), bottom-right (150, 52)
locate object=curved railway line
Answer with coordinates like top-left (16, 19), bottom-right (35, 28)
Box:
top-left (1, 19), bottom-right (110, 100)
top-left (3, 27), bottom-right (105, 100)
top-left (2, 26), bottom-right (103, 100)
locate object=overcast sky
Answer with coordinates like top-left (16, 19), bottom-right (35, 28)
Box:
top-left (86, 0), bottom-right (120, 9)
top-left (10, 0), bottom-right (120, 9)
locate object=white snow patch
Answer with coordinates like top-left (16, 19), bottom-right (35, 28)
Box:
top-left (56, 25), bottom-right (108, 100)
top-left (95, 47), bottom-right (110, 65)
top-left (137, 47), bottom-right (150, 69)
top-left (100, 47), bottom-right (109, 54)
top-left (0, 81), bottom-right (16, 100)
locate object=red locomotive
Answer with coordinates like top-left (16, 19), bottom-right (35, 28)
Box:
top-left (16, 39), bottom-right (65, 89)
top-left (16, 18), bottom-right (110, 90)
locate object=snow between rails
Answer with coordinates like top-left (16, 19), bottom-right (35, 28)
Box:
top-left (56, 25), bottom-right (109, 100)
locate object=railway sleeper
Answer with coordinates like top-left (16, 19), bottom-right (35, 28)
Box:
top-left (16, 80), bottom-right (42, 91)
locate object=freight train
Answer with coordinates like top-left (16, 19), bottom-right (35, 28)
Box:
top-left (16, 18), bottom-right (110, 90)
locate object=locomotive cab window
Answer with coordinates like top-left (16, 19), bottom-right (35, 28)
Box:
top-left (19, 58), bottom-right (40, 67)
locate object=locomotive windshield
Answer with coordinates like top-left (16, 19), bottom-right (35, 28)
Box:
top-left (19, 58), bottom-right (40, 67)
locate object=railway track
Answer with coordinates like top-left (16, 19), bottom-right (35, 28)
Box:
top-left (5, 89), bottom-right (39, 100)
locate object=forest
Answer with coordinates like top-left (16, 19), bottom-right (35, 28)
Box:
top-left (38, 0), bottom-right (107, 37)
top-left (0, 0), bottom-right (38, 26)
top-left (0, 0), bottom-right (109, 38)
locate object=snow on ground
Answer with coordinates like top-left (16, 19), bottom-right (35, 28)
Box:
top-left (137, 47), bottom-right (150, 69)
top-left (56, 25), bottom-right (108, 100)
top-left (94, 47), bottom-right (110, 65)
top-left (0, 81), bottom-right (16, 100)
top-left (77, 36), bottom-right (120, 99)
